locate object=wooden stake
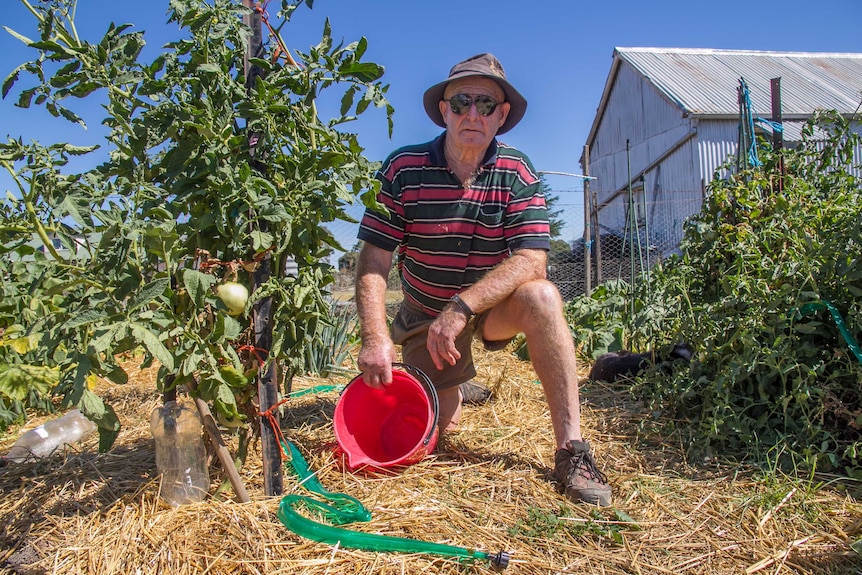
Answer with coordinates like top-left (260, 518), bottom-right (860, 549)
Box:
top-left (243, 0), bottom-right (283, 497)
top-left (770, 77), bottom-right (785, 193)
top-left (190, 388), bottom-right (251, 503)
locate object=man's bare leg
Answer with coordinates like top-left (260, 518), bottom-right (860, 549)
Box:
top-left (481, 279), bottom-right (582, 450)
top-left (436, 386), bottom-right (462, 432)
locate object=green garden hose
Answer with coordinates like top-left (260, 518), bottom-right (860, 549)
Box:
top-left (795, 300), bottom-right (862, 365)
top-left (277, 440), bottom-right (509, 569)
top-left (288, 384), bottom-right (344, 398)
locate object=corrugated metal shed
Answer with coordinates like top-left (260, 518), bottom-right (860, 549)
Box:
top-left (587, 47), bottom-right (862, 148)
top-left (581, 46), bottom-right (862, 275)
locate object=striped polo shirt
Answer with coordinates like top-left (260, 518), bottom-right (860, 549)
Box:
top-left (358, 133), bottom-right (550, 316)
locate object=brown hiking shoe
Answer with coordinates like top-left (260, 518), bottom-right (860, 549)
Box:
top-left (552, 440), bottom-right (612, 506)
top-left (459, 380), bottom-right (491, 405)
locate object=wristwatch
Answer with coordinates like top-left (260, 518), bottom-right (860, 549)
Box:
top-left (448, 293), bottom-right (474, 320)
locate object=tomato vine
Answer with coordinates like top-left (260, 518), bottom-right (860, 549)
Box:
top-left (0, 0), bottom-right (393, 448)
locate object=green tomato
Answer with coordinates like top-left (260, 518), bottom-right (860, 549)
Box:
top-left (216, 410), bottom-right (246, 429)
top-left (216, 281), bottom-right (248, 316)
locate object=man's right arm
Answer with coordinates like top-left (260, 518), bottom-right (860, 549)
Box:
top-left (355, 242), bottom-right (397, 386)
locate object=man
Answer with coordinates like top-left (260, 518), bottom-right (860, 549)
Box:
top-left (354, 53), bottom-right (611, 506)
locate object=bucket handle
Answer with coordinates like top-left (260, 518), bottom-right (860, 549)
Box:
top-left (392, 362), bottom-right (439, 447)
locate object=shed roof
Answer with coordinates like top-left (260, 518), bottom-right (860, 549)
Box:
top-left (586, 47), bottom-right (862, 149)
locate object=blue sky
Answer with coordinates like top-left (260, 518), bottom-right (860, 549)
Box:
top-left (2, 0), bottom-right (861, 248)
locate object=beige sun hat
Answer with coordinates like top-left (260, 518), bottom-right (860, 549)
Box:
top-left (422, 53), bottom-right (527, 135)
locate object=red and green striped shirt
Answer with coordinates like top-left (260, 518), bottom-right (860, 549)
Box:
top-left (358, 133), bottom-right (550, 316)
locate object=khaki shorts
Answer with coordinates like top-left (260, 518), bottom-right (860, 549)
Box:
top-left (391, 299), bottom-right (513, 391)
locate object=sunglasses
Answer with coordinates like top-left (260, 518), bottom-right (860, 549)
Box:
top-left (446, 93), bottom-right (501, 116)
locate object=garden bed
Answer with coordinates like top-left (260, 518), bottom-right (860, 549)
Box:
top-left (1, 348), bottom-right (860, 574)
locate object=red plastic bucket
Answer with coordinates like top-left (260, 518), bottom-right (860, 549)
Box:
top-left (333, 364), bottom-right (439, 471)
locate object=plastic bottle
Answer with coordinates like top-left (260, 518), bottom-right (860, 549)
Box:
top-left (3, 409), bottom-right (97, 463)
top-left (149, 400), bottom-right (209, 506)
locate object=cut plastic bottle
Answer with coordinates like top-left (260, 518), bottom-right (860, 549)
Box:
top-left (150, 400), bottom-right (209, 506)
top-left (3, 409), bottom-right (97, 463)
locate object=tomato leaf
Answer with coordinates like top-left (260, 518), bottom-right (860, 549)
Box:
top-left (130, 323), bottom-right (175, 372)
top-left (182, 269), bottom-right (216, 310)
top-left (0, 364), bottom-right (58, 401)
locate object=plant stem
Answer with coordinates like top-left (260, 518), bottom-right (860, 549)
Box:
top-left (24, 197), bottom-right (67, 263)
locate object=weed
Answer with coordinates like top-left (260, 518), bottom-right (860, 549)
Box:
top-left (507, 505), bottom-right (570, 540)
top-left (507, 506), bottom-right (631, 544)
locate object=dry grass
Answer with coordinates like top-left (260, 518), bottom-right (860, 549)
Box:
top-left (1, 347), bottom-right (861, 575)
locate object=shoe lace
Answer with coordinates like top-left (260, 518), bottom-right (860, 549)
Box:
top-left (564, 447), bottom-right (608, 485)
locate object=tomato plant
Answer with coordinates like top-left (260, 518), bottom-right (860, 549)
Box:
top-left (567, 111), bottom-right (862, 475)
top-left (0, 0), bottom-right (393, 449)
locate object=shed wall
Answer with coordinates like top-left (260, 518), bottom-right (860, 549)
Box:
top-left (589, 62), bottom-right (698, 200)
top-left (696, 119), bottom-right (739, 182)
top-left (588, 62), bottom-right (704, 262)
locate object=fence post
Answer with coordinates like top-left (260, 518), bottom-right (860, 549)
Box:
top-left (583, 145), bottom-right (592, 294)
top-left (770, 77), bottom-right (784, 194)
top-left (592, 190), bottom-right (603, 284)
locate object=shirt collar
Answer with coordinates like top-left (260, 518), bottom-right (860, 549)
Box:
top-left (429, 132), bottom-right (499, 168)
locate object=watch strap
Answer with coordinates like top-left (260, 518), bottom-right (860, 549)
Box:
top-left (449, 293), bottom-right (474, 319)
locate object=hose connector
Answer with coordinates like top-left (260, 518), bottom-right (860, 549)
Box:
top-left (489, 550), bottom-right (510, 570)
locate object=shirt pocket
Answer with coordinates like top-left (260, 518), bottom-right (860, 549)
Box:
top-left (477, 204), bottom-right (505, 228)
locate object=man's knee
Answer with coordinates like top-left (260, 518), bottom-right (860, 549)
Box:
top-left (511, 279), bottom-right (563, 313)
top-left (482, 279), bottom-right (563, 340)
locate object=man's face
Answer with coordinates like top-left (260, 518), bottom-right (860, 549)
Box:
top-left (439, 77), bottom-right (510, 154)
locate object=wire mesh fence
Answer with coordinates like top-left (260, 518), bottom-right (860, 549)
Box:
top-left (549, 189), bottom-right (703, 300)
top-left (324, 191), bottom-right (704, 302)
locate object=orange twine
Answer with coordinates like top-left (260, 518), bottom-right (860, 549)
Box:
top-left (236, 344), bottom-right (269, 367)
top-left (253, 1), bottom-right (301, 68)
top-left (257, 397), bottom-right (291, 460)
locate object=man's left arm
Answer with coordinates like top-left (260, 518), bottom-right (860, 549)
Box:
top-left (426, 248), bottom-right (546, 370)
top-left (456, 248), bottom-right (547, 314)
top-left (461, 149), bottom-right (550, 313)
top-left (428, 149), bottom-right (549, 368)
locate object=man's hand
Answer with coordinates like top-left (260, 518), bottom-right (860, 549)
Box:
top-left (427, 307), bottom-right (469, 370)
top-left (355, 242), bottom-right (397, 388)
top-left (357, 335), bottom-right (397, 388)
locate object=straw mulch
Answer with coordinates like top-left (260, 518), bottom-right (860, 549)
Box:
top-left (1, 345), bottom-right (861, 575)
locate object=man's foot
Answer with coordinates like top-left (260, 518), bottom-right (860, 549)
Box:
top-left (552, 440), bottom-right (612, 506)
top-left (459, 380), bottom-right (491, 404)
